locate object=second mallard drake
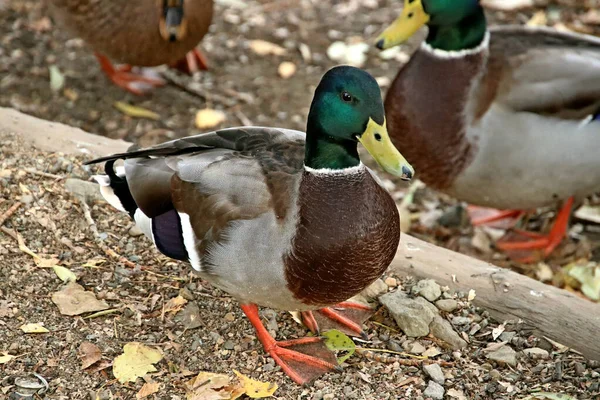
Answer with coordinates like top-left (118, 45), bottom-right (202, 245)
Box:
top-left (86, 66), bottom-right (413, 384)
top-left (47, 0), bottom-right (213, 94)
top-left (376, 0), bottom-right (600, 262)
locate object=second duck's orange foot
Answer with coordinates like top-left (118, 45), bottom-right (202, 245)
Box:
top-left (241, 304), bottom-right (340, 385)
top-left (170, 48), bottom-right (209, 74)
top-left (467, 205), bottom-right (524, 230)
top-left (95, 53), bottom-right (166, 95)
top-left (301, 302), bottom-right (373, 339)
top-left (494, 197), bottom-right (574, 263)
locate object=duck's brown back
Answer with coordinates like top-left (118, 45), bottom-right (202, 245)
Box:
top-left (48, 0), bottom-right (213, 66)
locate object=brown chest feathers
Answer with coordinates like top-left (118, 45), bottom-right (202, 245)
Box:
top-left (385, 47), bottom-right (489, 190)
top-left (284, 168), bottom-right (400, 306)
top-left (48, 0), bottom-right (213, 66)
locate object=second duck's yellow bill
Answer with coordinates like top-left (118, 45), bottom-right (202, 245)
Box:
top-left (375, 0), bottom-right (430, 50)
top-left (358, 118), bottom-right (414, 181)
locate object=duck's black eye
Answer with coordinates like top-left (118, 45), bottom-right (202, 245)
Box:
top-left (341, 91), bottom-right (353, 103)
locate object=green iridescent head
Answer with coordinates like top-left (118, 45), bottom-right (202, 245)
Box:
top-left (376, 0), bottom-right (486, 52)
top-left (305, 66), bottom-right (413, 180)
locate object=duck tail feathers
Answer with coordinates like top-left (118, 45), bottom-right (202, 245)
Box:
top-left (92, 160), bottom-right (137, 218)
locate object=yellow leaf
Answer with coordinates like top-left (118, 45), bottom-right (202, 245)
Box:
top-left (233, 370), bottom-right (277, 399)
top-left (164, 295), bottom-right (188, 314)
top-left (136, 380), bottom-right (160, 399)
top-left (0, 352), bottom-right (16, 364)
top-left (195, 108), bottom-right (226, 129)
top-left (114, 102), bottom-right (160, 120)
top-left (323, 329), bottom-right (355, 363)
top-left (53, 265), bottom-right (77, 283)
top-left (568, 264), bottom-right (600, 301)
top-left (112, 342), bottom-right (163, 384)
top-left (20, 323), bottom-right (50, 333)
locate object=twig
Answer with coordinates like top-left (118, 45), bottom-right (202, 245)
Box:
top-left (234, 108), bottom-right (253, 126)
top-left (24, 168), bottom-right (63, 180)
top-left (80, 200), bottom-right (138, 269)
top-left (161, 70), bottom-right (237, 107)
top-left (0, 226), bottom-right (18, 241)
top-left (0, 201), bottom-right (21, 227)
top-left (356, 348), bottom-right (454, 367)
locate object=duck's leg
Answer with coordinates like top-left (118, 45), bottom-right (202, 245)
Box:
top-left (170, 48), bottom-right (209, 74)
top-left (240, 304), bottom-right (341, 385)
top-left (495, 197), bottom-right (574, 263)
top-left (95, 53), bottom-right (165, 95)
top-left (301, 302), bottom-right (373, 339)
top-left (468, 205), bottom-right (524, 229)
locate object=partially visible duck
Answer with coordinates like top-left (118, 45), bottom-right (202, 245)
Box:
top-left (376, 0), bottom-right (600, 262)
top-left (47, 0), bottom-right (213, 94)
top-left (86, 66), bottom-right (414, 384)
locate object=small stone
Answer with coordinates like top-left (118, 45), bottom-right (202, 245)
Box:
top-left (65, 178), bottom-right (106, 203)
top-left (435, 299), bottom-right (458, 312)
top-left (574, 362), bottom-right (586, 376)
top-left (499, 331), bottom-right (516, 342)
top-left (223, 340), bottom-right (235, 350)
top-left (451, 316), bottom-right (471, 326)
top-left (402, 341), bottom-right (426, 354)
top-left (522, 347), bottom-right (550, 359)
top-left (489, 369), bottom-right (502, 380)
top-left (429, 315), bottom-right (467, 350)
top-left (179, 287), bottom-right (195, 301)
top-left (323, 394), bottom-right (335, 400)
top-left (486, 345), bottom-right (517, 367)
top-left (423, 363), bottom-right (445, 385)
top-left (361, 279), bottom-right (388, 300)
top-left (379, 291), bottom-right (436, 337)
top-left (384, 277), bottom-right (398, 287)
top-left (423, 380), bottom-right (445, 400)
top-left (224, 312), bottom-right (236, 322)
top-left (412, 279), bottom-right (442, 302)
top-left (128, 225), bottom-right (144, 237)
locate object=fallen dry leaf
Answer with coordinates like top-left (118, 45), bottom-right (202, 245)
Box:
top-left (79, 342), bottom-right (102, 370)
top-left (185, 371), bottom-right (243, 400)
top-left (248, 40), bottom-right (286, 56)
top-left (51, 282), bottom-right (109, 316)
top-left (20, 323), bottom-right (50, 333)
top-left (0, 352), bottom-right (16, 364)
top-left (113, 342), bottom-right (163, 384)
top-left (136, 380), bottom-right (160, 399)
top-left (164, 295), bottom-right (188, 314)
top-left (114, 102), bottom-right (160, 120)
top-left (52, 265), bottom-right (77, 283)
top-left (195, 108), bottom-right (226, 129)
top-left (233, 370), bottom-right (277, 399)
top-left (175, 302), bottom-right (203, 330)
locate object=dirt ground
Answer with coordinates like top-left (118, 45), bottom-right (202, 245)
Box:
top-left (1, 0), bottom-right (600, 399)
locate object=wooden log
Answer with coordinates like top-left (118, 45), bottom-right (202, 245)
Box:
top-left (392, 235), bottom-right (600, 361)
top-left (4, 107), bottom-right (600, 361)
top-left (0, 107), bottom-right (130, 156)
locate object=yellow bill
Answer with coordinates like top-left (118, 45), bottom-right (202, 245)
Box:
top-left (358, 118), bottom-right (414, 181)
top-left (375, 0), bottom-right (430, 50)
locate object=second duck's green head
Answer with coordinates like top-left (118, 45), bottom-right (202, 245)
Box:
top-left (305, 66), bottom-right (413, 180)
top-left (376, 0), bottom-right (486, 51)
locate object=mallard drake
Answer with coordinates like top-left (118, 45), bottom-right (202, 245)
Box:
top-left (86, 66), bottom-right (414, 384)
top-left (47, 0), bottom-right (213, 95)
top-left (376, 0), bottom-right (600, 262)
